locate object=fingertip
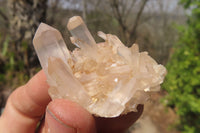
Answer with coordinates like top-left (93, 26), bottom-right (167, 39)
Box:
top-left (46, 99), bottom-right (96, 133)
top-left (25, 70), bottom-right (51, 106)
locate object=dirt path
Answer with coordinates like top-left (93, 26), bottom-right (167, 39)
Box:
top-left (128, 92), bottom-right (180, 133)
top-left (133, 116), bottom-right (160, 133)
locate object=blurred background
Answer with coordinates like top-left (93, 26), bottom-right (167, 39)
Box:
top-left (0, 0), bottom-right (199, 132)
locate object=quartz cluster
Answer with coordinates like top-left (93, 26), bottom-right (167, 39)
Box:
top-left (33, 16), bottom-right (167, 117)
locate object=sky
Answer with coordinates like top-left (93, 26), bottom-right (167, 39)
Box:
top-left (48, 0), bottom-right (183, 14)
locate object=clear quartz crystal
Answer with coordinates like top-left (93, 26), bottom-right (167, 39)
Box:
top-left (33, 16), bottom-right (167, 117)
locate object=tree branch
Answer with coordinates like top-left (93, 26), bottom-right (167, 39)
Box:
top-left (129, 0), bottom-right (148, 44)
top-left (0, 9), bottom-right (8, 22)
top-left (124, 0), bottom-right (136, 21)
top-left (110, 0), bottom-right (127, 32)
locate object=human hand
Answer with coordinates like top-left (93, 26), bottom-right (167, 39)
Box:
top-left (0, 70), bottom-right (143, 133)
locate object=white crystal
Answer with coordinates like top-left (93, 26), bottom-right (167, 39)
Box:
top-left (67, 16), bottom-right (97, 57)
top-left (33, 16), bottom-right (167, 117)
top-left (33, 23), bottom-right (72, 74)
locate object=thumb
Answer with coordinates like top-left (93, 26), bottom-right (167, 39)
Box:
top-left (44, 99), bottom-right (96, 133)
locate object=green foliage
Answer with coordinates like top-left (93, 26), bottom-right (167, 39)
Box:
top-left (2, 36), bottom-right (9, 56)
top-left (1, 36), bottom-right (16, 70)
top-left (0, 35), bottom-right (33, 90)
top-left (162, 0), bottom-right (200, 132)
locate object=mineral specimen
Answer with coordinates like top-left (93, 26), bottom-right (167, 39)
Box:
top-left (33, 16), bottom-right (167, 117)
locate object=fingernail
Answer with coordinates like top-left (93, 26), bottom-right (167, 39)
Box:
top-left (46, 108), bottom-right (76, 133)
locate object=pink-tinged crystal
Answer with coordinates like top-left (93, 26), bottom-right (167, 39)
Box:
top-left (33, 16), bottom-right (167, 117)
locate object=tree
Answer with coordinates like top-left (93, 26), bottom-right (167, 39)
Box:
top-left (7, 0), bottom-right (48, 74)
top-left (86, 0), bottom-right (185, 65)
top-left (162, 0), bottom-right (200, 132)
top-left (109, 0), bottom-right (148, 46)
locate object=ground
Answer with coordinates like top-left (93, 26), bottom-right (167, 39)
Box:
top-left (129, 91), bottom-right (180, 133)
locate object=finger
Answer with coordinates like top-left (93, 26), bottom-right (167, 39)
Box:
top-left (44, 99), bottom-right (96, 133)
top-left (94, 104), bottom-right (144, 133)
top-left (0, 70), bottom-right (51, 133)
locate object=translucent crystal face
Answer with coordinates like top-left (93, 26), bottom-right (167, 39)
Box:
top-left (33, 16), bottom-right (167, 117)
top-left (71, 43), bottom-right (132, 99)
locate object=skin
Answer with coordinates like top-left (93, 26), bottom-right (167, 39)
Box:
top-left (0, 70), bottom-right (143, 133)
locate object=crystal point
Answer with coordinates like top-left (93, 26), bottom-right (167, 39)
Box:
top-left (33, 23), bottom-right (71, 74)
top-left (33, 16), bottom-right (167, 117)
top-left (67, 16), bottom-right (97, 57)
